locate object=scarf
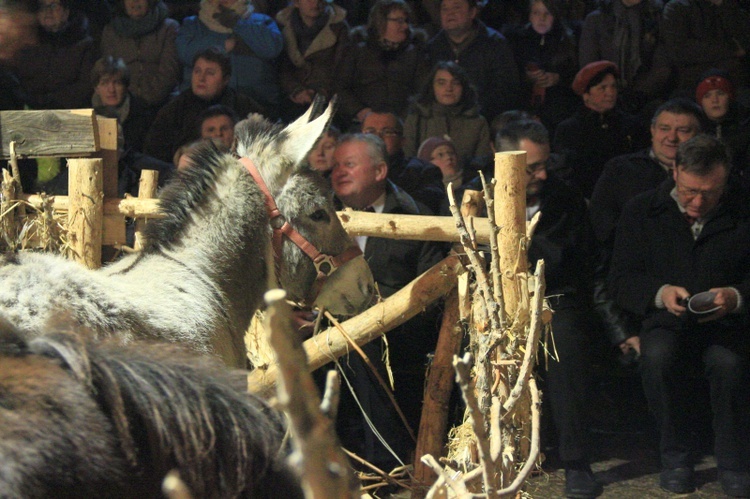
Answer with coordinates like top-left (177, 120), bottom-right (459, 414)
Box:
top-left (199, 0), bottom-right (253, 34)
top-left (612, 0), bottom-right (642, 87)
top-left (290, 8), bottom-right (330, 54)
top-left (92, 92), bottom-right (131, 124)
top-left (112, 2), bottom-right (169, 39)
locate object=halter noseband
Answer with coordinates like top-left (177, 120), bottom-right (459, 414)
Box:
top-left (239, 157), bottom-right (363, 306)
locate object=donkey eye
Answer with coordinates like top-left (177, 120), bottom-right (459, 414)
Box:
top-left (309, 209), bottom-right (330, 223)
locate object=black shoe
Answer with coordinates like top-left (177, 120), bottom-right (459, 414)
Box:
top-left (565, 468), bottom-right (603, 498)
top-left (659, 467), bottom-right (695, 494)
top-left (720, 470), bottom-right (750, 497)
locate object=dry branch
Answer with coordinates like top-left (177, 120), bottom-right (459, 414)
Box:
top-left (264, 289), bottom-right (359, 499)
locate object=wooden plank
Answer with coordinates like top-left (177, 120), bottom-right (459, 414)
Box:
top-left (103, 214), bottom-right (127, 246)
top-left (0, 109), bottom-right (98, 159)
top-left (95, 116), bottom-right (119, 198)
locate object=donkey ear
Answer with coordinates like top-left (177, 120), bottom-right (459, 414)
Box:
top-left (283, 99), bottom-right (334, 167)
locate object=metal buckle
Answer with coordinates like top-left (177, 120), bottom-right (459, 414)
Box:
top-left (314, 254), bottom-right (336, 276)
top-left (270, 214), bottom-right (286, 230)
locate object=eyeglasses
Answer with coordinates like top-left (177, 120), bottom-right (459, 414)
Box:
top-left (675, 184), bottom-right (725, 201)
top-left (525, 160), bottom-right (548, 176)
top-left (386, 17), bottom-right (409, 24)
top-left (363, 127), bottom-right (402, 138)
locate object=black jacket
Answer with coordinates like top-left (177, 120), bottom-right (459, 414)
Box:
top-left (609, 177), bottom-right (750, 333)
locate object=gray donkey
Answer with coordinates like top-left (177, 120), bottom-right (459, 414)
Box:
top-left (0, 102), bottom-right (374, 368)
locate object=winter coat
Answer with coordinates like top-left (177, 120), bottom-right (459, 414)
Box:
top-left (274, 4), bottom-right (350, 100)
top-left (101, 3), bottom-right (180, 107)
top-left (504, 21), bottom-right (580, 129)
top-left (553, 105), bottom-right (647, 198)
top-left (335, 28), bottom-right (429, 125)
top-left (427, 20), bottom-right (520, 122)
top-left (661, 0), bottom-right (750, 90)
top-left (142, 87), bottom-right (264, 163)
top-left (402, 101), bottom-right (492, 167)
top-left (14, 11), bottom-right (96, 110)
top-left (609, 177), bottom-right (750, 334)
top-left (177, 11), bottom-right (283, 110)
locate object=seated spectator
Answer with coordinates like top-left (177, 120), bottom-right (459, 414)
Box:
top-left (335, 0), bottom-right (429, 128)
top-left (142, 47), bottom-right (264, 163)
top-left (402, 61), bottom-right (492, 169)
top-left (306, 125), bottom-right (340, 174)
top-left (505, 0), bottom-right (580, 130)
top-left (553, 60), bottom-right (648, 197)
top-left (589, 98), bottom-right (702, 351)
top-left (275, 0), bottom-right (351, 121)
top-left (196, 104), bottom-right (238, 150)
top-left (13, 0), bottom-right (96, 110)
top-left (496, 119), bottom-right (601, 499)
top-left (100, 0), bottom-right (180, 109)
top-left (661, 0), bottom-right (750, 93)
top-left (91, 56), bottom-right (155, 153)
top-left (177, 0), bottom-right (283, 112)
top-left (426, 0), bottom-right (520, 123)
top-left (609, 134), bottom-right (750, 497)
top-left (362, 110), bottom-right (446, 214)
top-left (579, 0), bottom-right (671, 113)
top-left (417, 135), bottom-right (469, 186)
top-left (329, 132), bottom-right (447, 471)
top-left (695, 68), bottom-right (750, 177)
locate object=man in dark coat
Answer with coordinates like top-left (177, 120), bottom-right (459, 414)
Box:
top-left (496, 120), bottom-right (601, 499)
top-left (143, 47), bottom-right (264, 164)
top-left (609, 134), bottom-right (750, 497)
top-left (589, 98), bottom-right (703, 349)
top-left (330, 132), bottom-right (447, 472)
top-left (426, 0), bottom-right (520, 123)
top-left (361, 111), bottom-right (447, 215)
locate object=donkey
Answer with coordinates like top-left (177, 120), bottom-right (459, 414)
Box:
top-left (0, 102), bottom-right (374, 367)
top-left (0, 318), bottom-right (305, 498)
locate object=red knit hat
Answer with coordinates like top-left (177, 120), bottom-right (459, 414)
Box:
top-left (695, 72), bottom-right (734, 102)
top-left (572, 61), bottom-right (619, 96)
top-left (417, 136), bottom-right (455, 163)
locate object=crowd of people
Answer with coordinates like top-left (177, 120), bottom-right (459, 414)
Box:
top-left (1, 0), bottom-right (750, 497)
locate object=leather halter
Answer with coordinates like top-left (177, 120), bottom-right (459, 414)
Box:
top-left (238, 157), bottom-right (363, 305)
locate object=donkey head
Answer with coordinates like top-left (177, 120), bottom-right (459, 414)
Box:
top-left (235, 102), bottom-right (374, 316)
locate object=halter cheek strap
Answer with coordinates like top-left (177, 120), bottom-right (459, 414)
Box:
top-left (238, 157), bottom-right (363, 305)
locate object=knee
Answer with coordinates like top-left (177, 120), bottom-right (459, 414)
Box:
top-left (704, 345), bottom-right (749, 383)
top-left (640, 334), bottom-right (678, 372)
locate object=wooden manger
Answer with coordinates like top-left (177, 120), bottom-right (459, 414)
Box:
top-left (1, 112), bottom-right (548, 498)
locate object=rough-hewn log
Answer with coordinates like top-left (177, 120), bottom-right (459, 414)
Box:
top-left (494, 151), bottom-right (528, 318)
top-left (248, 255), bottom-right (463, 398)
top-left (95, 116), bottom-right (119, 199)
top-left (67, 158), bottom-right (103, 269)
top-left (134, 170), bottom-right (159, 251)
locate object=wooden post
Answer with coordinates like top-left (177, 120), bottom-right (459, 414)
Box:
top-left (411, 190), bottom-right (482, 494)
top-left (494, 151), bottom-right (528, 317)
top-left (68, 158), bottom-right (103, 269)
top-left (134, 170), bottom-right (159, 251)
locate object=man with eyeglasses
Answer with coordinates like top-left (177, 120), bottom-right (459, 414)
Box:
top-left (361, 110), bottom-right (446, 214)
top-left (495, 119), bottom-right (601, 499)
top-left (589, 98), bottom-right (703, 356)
top-left (609, 134), bottom-right (750, 497)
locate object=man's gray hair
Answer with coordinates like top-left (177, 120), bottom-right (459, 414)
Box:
top-left (675, 134), bottom-right (732, 175)
top-left (495, 119), bottom-right (550, 152)
top-left (338, 133), bottom-right (388, 166)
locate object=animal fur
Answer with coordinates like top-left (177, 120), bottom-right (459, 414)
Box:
top-left (0, 318), bottom-right (304, 498)
top-left (0, 105), bottom-right (373, 367)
